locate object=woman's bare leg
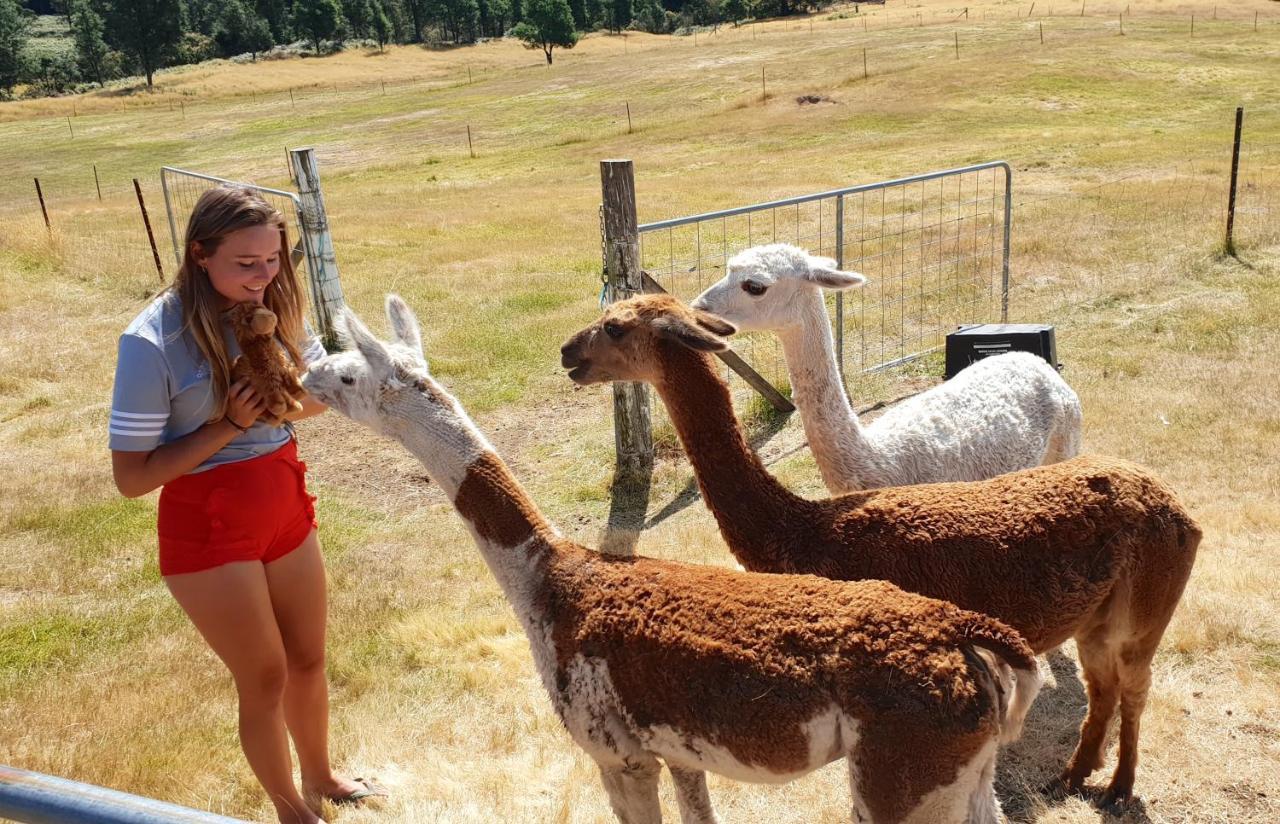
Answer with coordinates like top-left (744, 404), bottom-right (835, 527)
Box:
top-left (265, 531), bottom-right (363, 802)
top-left (166, 561), bottom-right (321, 824)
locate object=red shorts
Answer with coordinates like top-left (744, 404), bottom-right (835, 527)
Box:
top-left (158, 438), bottom-right (318, 576)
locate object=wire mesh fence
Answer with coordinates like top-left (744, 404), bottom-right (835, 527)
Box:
top-left (159, 165), bottom-right (333, 335)
top-left (636, 162), bottom-right (1010, 426)
top-left (159, 167), bottom-right (306, 268)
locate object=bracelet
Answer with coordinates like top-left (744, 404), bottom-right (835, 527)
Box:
top-left (225, 417), bottom-right (250, 433)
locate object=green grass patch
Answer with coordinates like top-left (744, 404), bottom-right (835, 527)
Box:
top-left (6, 497), bottom-right (156, 564)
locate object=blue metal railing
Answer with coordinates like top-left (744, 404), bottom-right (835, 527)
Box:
top-left (0, 764), bottom-right (249, 824)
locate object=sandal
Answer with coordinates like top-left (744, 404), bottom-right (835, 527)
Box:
top-left (330, 777), bottom-right (389, 807)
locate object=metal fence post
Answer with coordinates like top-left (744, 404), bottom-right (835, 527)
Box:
top-left (133, 178), bottom-right (164, 282)
top-left (290, 148), bottom-right (346, 347)
top-left (600, 160), bottom-right (654, 478)
top-left (1001, 163), bottom-right (1012, 321)
top-left (834, 193), bottom-right (846, 385)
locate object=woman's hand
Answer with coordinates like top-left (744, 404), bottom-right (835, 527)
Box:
top-left (227, 378), bottom-right (267, 430)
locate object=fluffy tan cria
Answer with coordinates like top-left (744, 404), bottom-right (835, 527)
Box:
top-left (227, 302), bottom-right (307, 426)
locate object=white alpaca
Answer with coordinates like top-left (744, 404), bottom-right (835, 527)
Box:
top-left (691, 243), bottom-right (1083, 494)
top-left (303, 295), bottom-right (1042, 824)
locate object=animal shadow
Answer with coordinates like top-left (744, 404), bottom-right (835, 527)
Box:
top-left (998, 650), bottom-right (1152, 824)
top-left (598, 455), bottom-right (654, 557)
top-left (640, 404), bottom-right (792, 532)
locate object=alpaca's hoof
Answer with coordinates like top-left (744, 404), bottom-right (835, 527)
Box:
top-left (1099, 783), bottom-right (1134, 812)
top-left (1045, 772), bottom-right (1087, 799)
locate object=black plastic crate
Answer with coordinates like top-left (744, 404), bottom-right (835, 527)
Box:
top-left (944, 323), bottom-right (1058, 379)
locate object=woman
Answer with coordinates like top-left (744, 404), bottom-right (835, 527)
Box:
top-left (109, 186), bottom-right (378, 824)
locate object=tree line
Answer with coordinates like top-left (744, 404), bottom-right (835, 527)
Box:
top-left (2, 0), bottom-right (851, 97)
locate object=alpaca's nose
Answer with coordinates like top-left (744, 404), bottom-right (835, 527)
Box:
top-left (560, 338), bottom-right (581, 367)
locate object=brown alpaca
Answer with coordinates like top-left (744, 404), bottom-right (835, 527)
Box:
top-left (302, 295), bottom-right (1045, 824)
top-left (228, 302), bottom-right (307, 426)
top-left (561, 294), bottom-right (1202, 806)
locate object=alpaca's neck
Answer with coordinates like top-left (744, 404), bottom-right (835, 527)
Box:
top-left (382, 389), bottom-right (558, 612)
top-left (654, 344), bottom-right (811, 569)
top-left (775, 293), bottom-right (885, 492)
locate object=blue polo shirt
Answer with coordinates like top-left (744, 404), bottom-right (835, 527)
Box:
top-left (108, 291), bottom-right (326, 474)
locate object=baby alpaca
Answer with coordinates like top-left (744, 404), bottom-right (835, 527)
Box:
top-left (228, 302), bottom-right (307, 426)
top-left (302, 295), bottom-right (1043, 824)
top-left (691, 243), bottom-right (1083, 493)
top-left (562, 294), bottom-right (1200, 805)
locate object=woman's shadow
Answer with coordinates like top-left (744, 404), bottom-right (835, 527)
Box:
top-left (998, 649), bottom-right (1153, 824)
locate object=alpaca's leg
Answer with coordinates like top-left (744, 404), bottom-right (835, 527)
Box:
top-left (597, 756), bottom-right (663, 824)
top-left (845, 756), bottom-right (877, 824)
top-left (962, 747), bottom-right (1004, 824)
top-left (1060, 635), bottom-right (1121, 793)
top-left (668, 766), bottom-right (718, 824)
top-left (1101, 638), bottom-right (1159, 805)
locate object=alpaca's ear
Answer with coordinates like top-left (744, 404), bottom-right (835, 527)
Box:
top-left (804, 255), bottom-right (867, 291)
top-left (654, 314), bottom-right (730, 353)
top-left (693, 309), bottom-right (736, 338)
top-left (385, 294), bottom-right (424, 360)
top-left (338, 308), bottom-right (394, 374)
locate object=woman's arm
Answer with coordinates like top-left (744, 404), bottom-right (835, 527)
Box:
top-left (284, 392), bottom-right (328, 423)
top-left (112, 380), bottom-right (266, 498)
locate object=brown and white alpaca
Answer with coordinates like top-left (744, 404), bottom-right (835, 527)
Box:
top-left (302, 295), bottom-right (1043, 824)
top-left (561, 294), bottom-right (1201, 806)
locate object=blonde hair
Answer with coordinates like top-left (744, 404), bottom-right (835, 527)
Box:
top-left (171, 186), bottom-right (308, 422)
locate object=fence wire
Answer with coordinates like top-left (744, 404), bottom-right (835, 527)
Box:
top-left (637, 163), bottom-right (1010, 429)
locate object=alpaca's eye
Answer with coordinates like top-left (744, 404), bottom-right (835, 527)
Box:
top-left (341, 375), bottom-right (355, 385)
top-left (603, 322), bottom-right (625, 340)
top-left (742, 281), bottom-right (767, 296)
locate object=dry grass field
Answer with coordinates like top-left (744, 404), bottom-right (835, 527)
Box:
top-left (1, 0), bottom-right (1279, 822)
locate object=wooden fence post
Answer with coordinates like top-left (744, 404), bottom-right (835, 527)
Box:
top-left (1224, 106), bottom-right (1243, 257)
top-left (291, 148), bottom-right (347, 347)
top-left (93, 164), bottom-right (102, 200)
top-left (133, 178), bottom-right (164, 282)
top-left (600, 160), bottom-right (653, 478)
top-left (34, 178), bottom-right (50, 232)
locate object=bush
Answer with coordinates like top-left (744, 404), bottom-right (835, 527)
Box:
top-left (174, 32), bottom-right (218, 65)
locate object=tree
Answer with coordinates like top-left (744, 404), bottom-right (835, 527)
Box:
top-left (292, 0), bottom-right (343, 52)
top-left (255, 0), bottom-right (290, 42)
top-left (0, 0), bottom-right (32, 96)
top-left (721, 0), bottom-right (745, 24)
top-left (370, 1), bottom-right (392, 49)
top-left (403, 0), bottom-right (429, 41)
top-left (217, 0), bottom-right (274, 60)
top-left (420, 0), bottom-right (478, 43)
top-left (607, 0), bottom-right (630, 31)
top-left (567, 0), bottom-right (585, 29)
top-left (341, 0), bottom-right (374, 39)
top-left (103, 0), bottom-right (183, 88)
top-left (509, 0), bottom-right (575, 64)
top-left (69, 0), bottom-right (108, 86)
top-left (183, 0), bottom-right (223, 35)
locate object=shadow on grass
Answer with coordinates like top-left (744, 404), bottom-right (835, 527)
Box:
top-left (597, 455), bottom-right (653, 557)
top-left (641, 405), bottom-right (793, 531)
top-left (998, 650), bottom-right (1152, 824)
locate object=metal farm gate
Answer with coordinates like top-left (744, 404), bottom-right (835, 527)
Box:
top-left (599, 160), bottom-right (1012, 474)
top-left (159, 149), bottom-right (346, 345)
